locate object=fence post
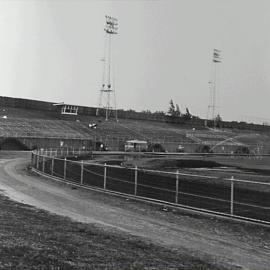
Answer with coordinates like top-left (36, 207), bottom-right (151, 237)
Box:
top-left (175, 169), bottom-right (179, 204)
top-left (42, 156), bottom-right (45, 173)
top-left (80, 160), bottom-right (84, 185)
top-left (104, 163), bottom-right (107, 189)
top-left (35, 153), bottom-right (37, 169)
top-left (31, 152), bottom-right (34, 167)
top-left (230, 176), bottom-right (234, 216)
top-left (134, 166), bottom-right (138, 196)
top-left (36, 154), bottom-right (39, 170)
top-left (51, 157), bottom-right (54, 176)
top-left (64, 158), bottom-right (67, 180)
top-left (36, 153), bottom-right (38, 169)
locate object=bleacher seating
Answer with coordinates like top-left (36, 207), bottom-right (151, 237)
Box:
top-left (0, 104), bottom-right (269, 153)
top-left (114, 119), bottom-right (195, 143)
top-left (0, 118), bottom-right (94, 139)
top-left (0, 107), bottom-right (56, 120)
top-left (185, 129), bottom-right (242, 146)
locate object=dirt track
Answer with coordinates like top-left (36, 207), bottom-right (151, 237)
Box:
top-left (0, 152), bottom-right (270, 269)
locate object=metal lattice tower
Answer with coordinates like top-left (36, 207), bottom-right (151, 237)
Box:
top-left (207, 49), bottom-right (222, 126)
top-left (96, 15), bottom-right (118, 121)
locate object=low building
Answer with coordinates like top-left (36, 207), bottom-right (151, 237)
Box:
top-left (53, 102), bottom-right (79, 116)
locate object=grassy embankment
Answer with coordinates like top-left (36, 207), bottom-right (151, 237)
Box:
top-left (0, 194), bottom-right (234, 270)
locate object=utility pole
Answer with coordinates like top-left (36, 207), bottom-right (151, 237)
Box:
top-left (96, 15), bottom-right (118, 121)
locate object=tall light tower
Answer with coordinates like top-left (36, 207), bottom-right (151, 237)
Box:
top-left (96, 15), bottom-right (118, 121)
top-left (207, 48), bottom-right (222, 127)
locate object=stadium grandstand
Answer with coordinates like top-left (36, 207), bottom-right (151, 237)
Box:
top-left (0, 95), bottom-right (269, 153)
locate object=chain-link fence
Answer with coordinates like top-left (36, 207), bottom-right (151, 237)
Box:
top-left (31, 150), bottom-right (270, 224)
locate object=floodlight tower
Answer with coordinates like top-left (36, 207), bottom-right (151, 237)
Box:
top-left (96, 15), bottom-right (118, 121)
top-left (207, 49), bottom-right (222, 127)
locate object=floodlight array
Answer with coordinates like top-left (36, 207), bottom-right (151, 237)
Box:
top-left (105, 15), bottom-right (118, 34)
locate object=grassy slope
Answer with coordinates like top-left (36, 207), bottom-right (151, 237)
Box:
top-left (0, 194), bottom-right (234, 270)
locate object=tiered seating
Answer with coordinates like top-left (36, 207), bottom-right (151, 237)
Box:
top-left (0, 107), bottom-right (56, 120)
top-left (117, 119), bottom-right (195, 143)
top-left (83, 118), bottom-right (196, 144)
top-left (185, 130), bottom-right (240, 146)
top-left (1, 105), bottom-right (268, 152)
top-left (89, 121), bottom-right (140, 141)
top-left (0, 118), bottom-right (94, 139)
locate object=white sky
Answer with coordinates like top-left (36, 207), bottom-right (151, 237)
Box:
top-left (0, 0), bottom-right (269, 122)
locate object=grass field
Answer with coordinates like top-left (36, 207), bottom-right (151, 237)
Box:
top-left (0, 194), bottom-right (236, 270)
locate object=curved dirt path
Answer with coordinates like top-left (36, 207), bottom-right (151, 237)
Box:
top-left (0, 153), bottom-right (269, 269)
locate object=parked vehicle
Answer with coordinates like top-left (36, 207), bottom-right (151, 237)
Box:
top-left (124, 140), bottom-right (148, 152)
top-left (176, 144), bottom-right (185, 153)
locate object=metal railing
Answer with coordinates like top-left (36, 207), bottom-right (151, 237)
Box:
top-left (31, 149), bottom-right (270, 225)
top-left (37, 147), bottom-right (93, 158)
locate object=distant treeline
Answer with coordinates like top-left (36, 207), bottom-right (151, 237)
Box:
top-left (0, 96), bottom-right (269, 132)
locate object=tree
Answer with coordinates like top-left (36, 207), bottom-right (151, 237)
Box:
top-left (175, 104), bottom-right (181, 117)
top-left (168, 100), bottom-right (182, 117)
top-left (215, 114), bottom-right (222, 122)
top-left (214, 114), bottom-right (222, 128)
top-left (182, 107), bottom-right (192, 120)
top-left (141, 110), bottom-right (151, 114)
top-left (186, 107), bottom-right (191, 117)
top-left (168, 99), bottom-right (175, 116)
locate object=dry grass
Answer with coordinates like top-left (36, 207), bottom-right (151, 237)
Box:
top-left (0, 194), bottom-right (236, 270)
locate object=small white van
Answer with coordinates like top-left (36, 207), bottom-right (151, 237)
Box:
top-left (124, 140), bottom-right (148, 152)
